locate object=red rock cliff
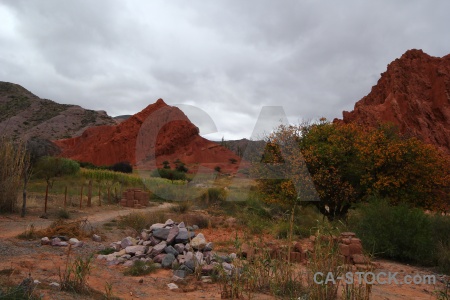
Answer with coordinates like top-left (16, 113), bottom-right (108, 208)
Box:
top-left (54, 99), bottom-right (241, 171)
top-left (340, 49), bottom-right (450, 154)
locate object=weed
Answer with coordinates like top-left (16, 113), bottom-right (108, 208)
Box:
top-left (17, 224), bottom-right (38, 240)
top-left (59, 247), bottom-right (93, 294)
top-left (170, 201), bottom-right (191, 214)
top-left (123, 260), bottom-right (157, 276)
top-left (118, 212), bottom-right (147, 232)
top-left (57, 208), bottom-right (70, 219)
top-left (97, 248), bottom-right (116, 255)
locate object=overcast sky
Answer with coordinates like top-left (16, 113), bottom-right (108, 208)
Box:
top-left (1, 1), bottom-right (449, 140)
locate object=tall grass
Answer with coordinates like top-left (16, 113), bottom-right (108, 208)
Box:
top-left (0, 137), bottom-right (28, 213)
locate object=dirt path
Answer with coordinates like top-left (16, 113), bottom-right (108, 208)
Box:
top-left (0, 202), bottom-right (174, 239)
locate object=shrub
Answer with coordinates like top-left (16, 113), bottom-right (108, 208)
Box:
top-left (118, 213), bottom-right (147, 232)
top-left (351, 198), bottom-right (433, 264)
top-left (34, 156), bottom-right (80, 179)
top-left (123, 260), bottom-right (157, 276)
top-left (59, 252), bottom-right (93, 294)
top-left (207, 188), bottom-right (227, 202)
top-left (57, 208), bottom-right (70, 219)
top-left (214, 166), bottom-right (221, 173)
top-left (109, 161), bottom-right (133, 173)
top-left (170, 201), bottom-right (191, 213)
top-left (151, 168), bottom-right (186, 181)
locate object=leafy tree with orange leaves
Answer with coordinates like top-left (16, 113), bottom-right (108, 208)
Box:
top-left (254, 120), bottom-right (450, 221)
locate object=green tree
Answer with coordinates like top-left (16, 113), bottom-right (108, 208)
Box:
top-left (35, 156), bottom-right (80, 213)
top-left (254, 120), bottom-right (450, 221)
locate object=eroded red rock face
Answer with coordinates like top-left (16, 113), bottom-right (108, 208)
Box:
top-left (340, 49), bottom-right (450, 154)
top-left (55, 99), bottom-right (241, 172)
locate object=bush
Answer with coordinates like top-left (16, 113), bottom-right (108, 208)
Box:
top-left (34, 156), bottom-right (80, 179)
top-left (151, 168), bottom-right (186, 181)
top-left (118, 213), bottom-right (147, 232)
top-left (57, 208), bottom-right (70, 219)
top-left (109, 161), bottom-right (133, 173)
top-left (207, 188), bottom-right (227, 202)
top-left (351, 198), bottom-right (433, 264)
top-left (123, 260), bottom-right (157, 276)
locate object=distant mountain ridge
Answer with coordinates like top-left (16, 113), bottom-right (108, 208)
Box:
top-left (54, 99), bottom-right (242, 172)
top-left (0, 81), bottom-right (116, 140)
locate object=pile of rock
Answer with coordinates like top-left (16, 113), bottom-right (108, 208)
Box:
top-left (120, 189), bottom-right (149, 208)
top-left (337, 232), bottom-right (370, 267)
top-left (97, 219), bottom-right (236, 279)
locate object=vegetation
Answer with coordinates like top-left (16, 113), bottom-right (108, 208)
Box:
top-left (0, 137), bottom-right (29, 213)
top-left (151, 168), bottom-right (186, 182)
top-left (254, 120), bottom-right (450, 221)
top-left (350, 198), bottom-right (450, 273)
top-left (59, 249), bottom-right (93, 294)
top-left (123, 260), bottom-right (157, 276)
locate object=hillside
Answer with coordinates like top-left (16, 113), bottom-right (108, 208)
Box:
top-left (0, 82), bottom-right (116, 140)
top-left (55, 99), bottom-right (242, 172)
top-left (339, 49), bottom-right (450, 154)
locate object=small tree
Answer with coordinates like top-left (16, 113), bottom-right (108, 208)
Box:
top-left (162, 161), bottom-right (170, 169)
top-left (35, 157), bottom-right (80, 214)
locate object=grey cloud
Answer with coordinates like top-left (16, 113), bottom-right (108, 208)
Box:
top-left (1, 0), bottom-right (450, 140)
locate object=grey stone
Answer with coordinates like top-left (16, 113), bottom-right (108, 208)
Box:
top-left (185, 260), bottom-right (195, 271)
top-left (110, 242), bottom-right (121, 251)
top-left (175, 228), bottom-right (195, 244)
top-left (150, 241), bottom-right (167, 256)
top-left (194, 251), bottom-right (204, 265)
top-left (141, 231), bottom-right (150, 241)
top-left (191, 233), bottom-right (206, 250)
top-left (149, 223), bottom-right (165, 231)
top-left (192, 225), bottom-right (199, 230)
top-left (179, 264), bottom-right (194, 274)
top-left (153, 253), bottom-right (166, 263)
top-left (58, 242), bottom-right (69, 247)
top-left (125, 245), bottom-right (146, 255)
top-left (41, 237), bottom-right (50, 245)
top-left (68, 238), bottom-right (79, 245)
top-left (92, 234), bottom-right (102, 242)
top-left (121, 237), bottom-right (134, 249)
top-left (164, 246), bottom-right (179, 256)
top-left (178, 222), bottom-right (185, 228)
top-left (167, 283), bottom-right (178, 290)
top-left (152, 228), bottom-right (170, 240)
top-left (166, 226), bottom-right (179, 244)
top-left (162, 254), bottom-right (176, 268)
top-left (51, 238), bottom-right (61, 246)
top-left (204, 242), bottom-right (214, 251)
top-left (184, 243), bottom-right (191, 252)
top-left (174, 243), bottom-right (185, 254)
top-left (123, 260), bottom-right (134, 267)
top-left (164, 219), bottom-right (175, 226)
top-left (173, 269), bottom-right (187, 278)
top-left (149, 236), bottom-right (161, 246)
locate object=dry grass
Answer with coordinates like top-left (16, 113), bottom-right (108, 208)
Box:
top-left (36, 219), bottom-right (95, 239)
top-left (0, 137), bottom-right (28, 213)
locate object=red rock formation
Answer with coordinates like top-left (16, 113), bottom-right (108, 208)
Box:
top-left (55, 99), bottom-right (242, 172)
top-left (339, 49), bottom-right (450, 154)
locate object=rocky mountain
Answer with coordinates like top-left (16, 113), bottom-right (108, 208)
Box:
top-left (55, 99), bottom-right (242, 172)
top-left (339, 49), bottom-right (450, 154)
top-left (0, 82), bottom-right (116, 140)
